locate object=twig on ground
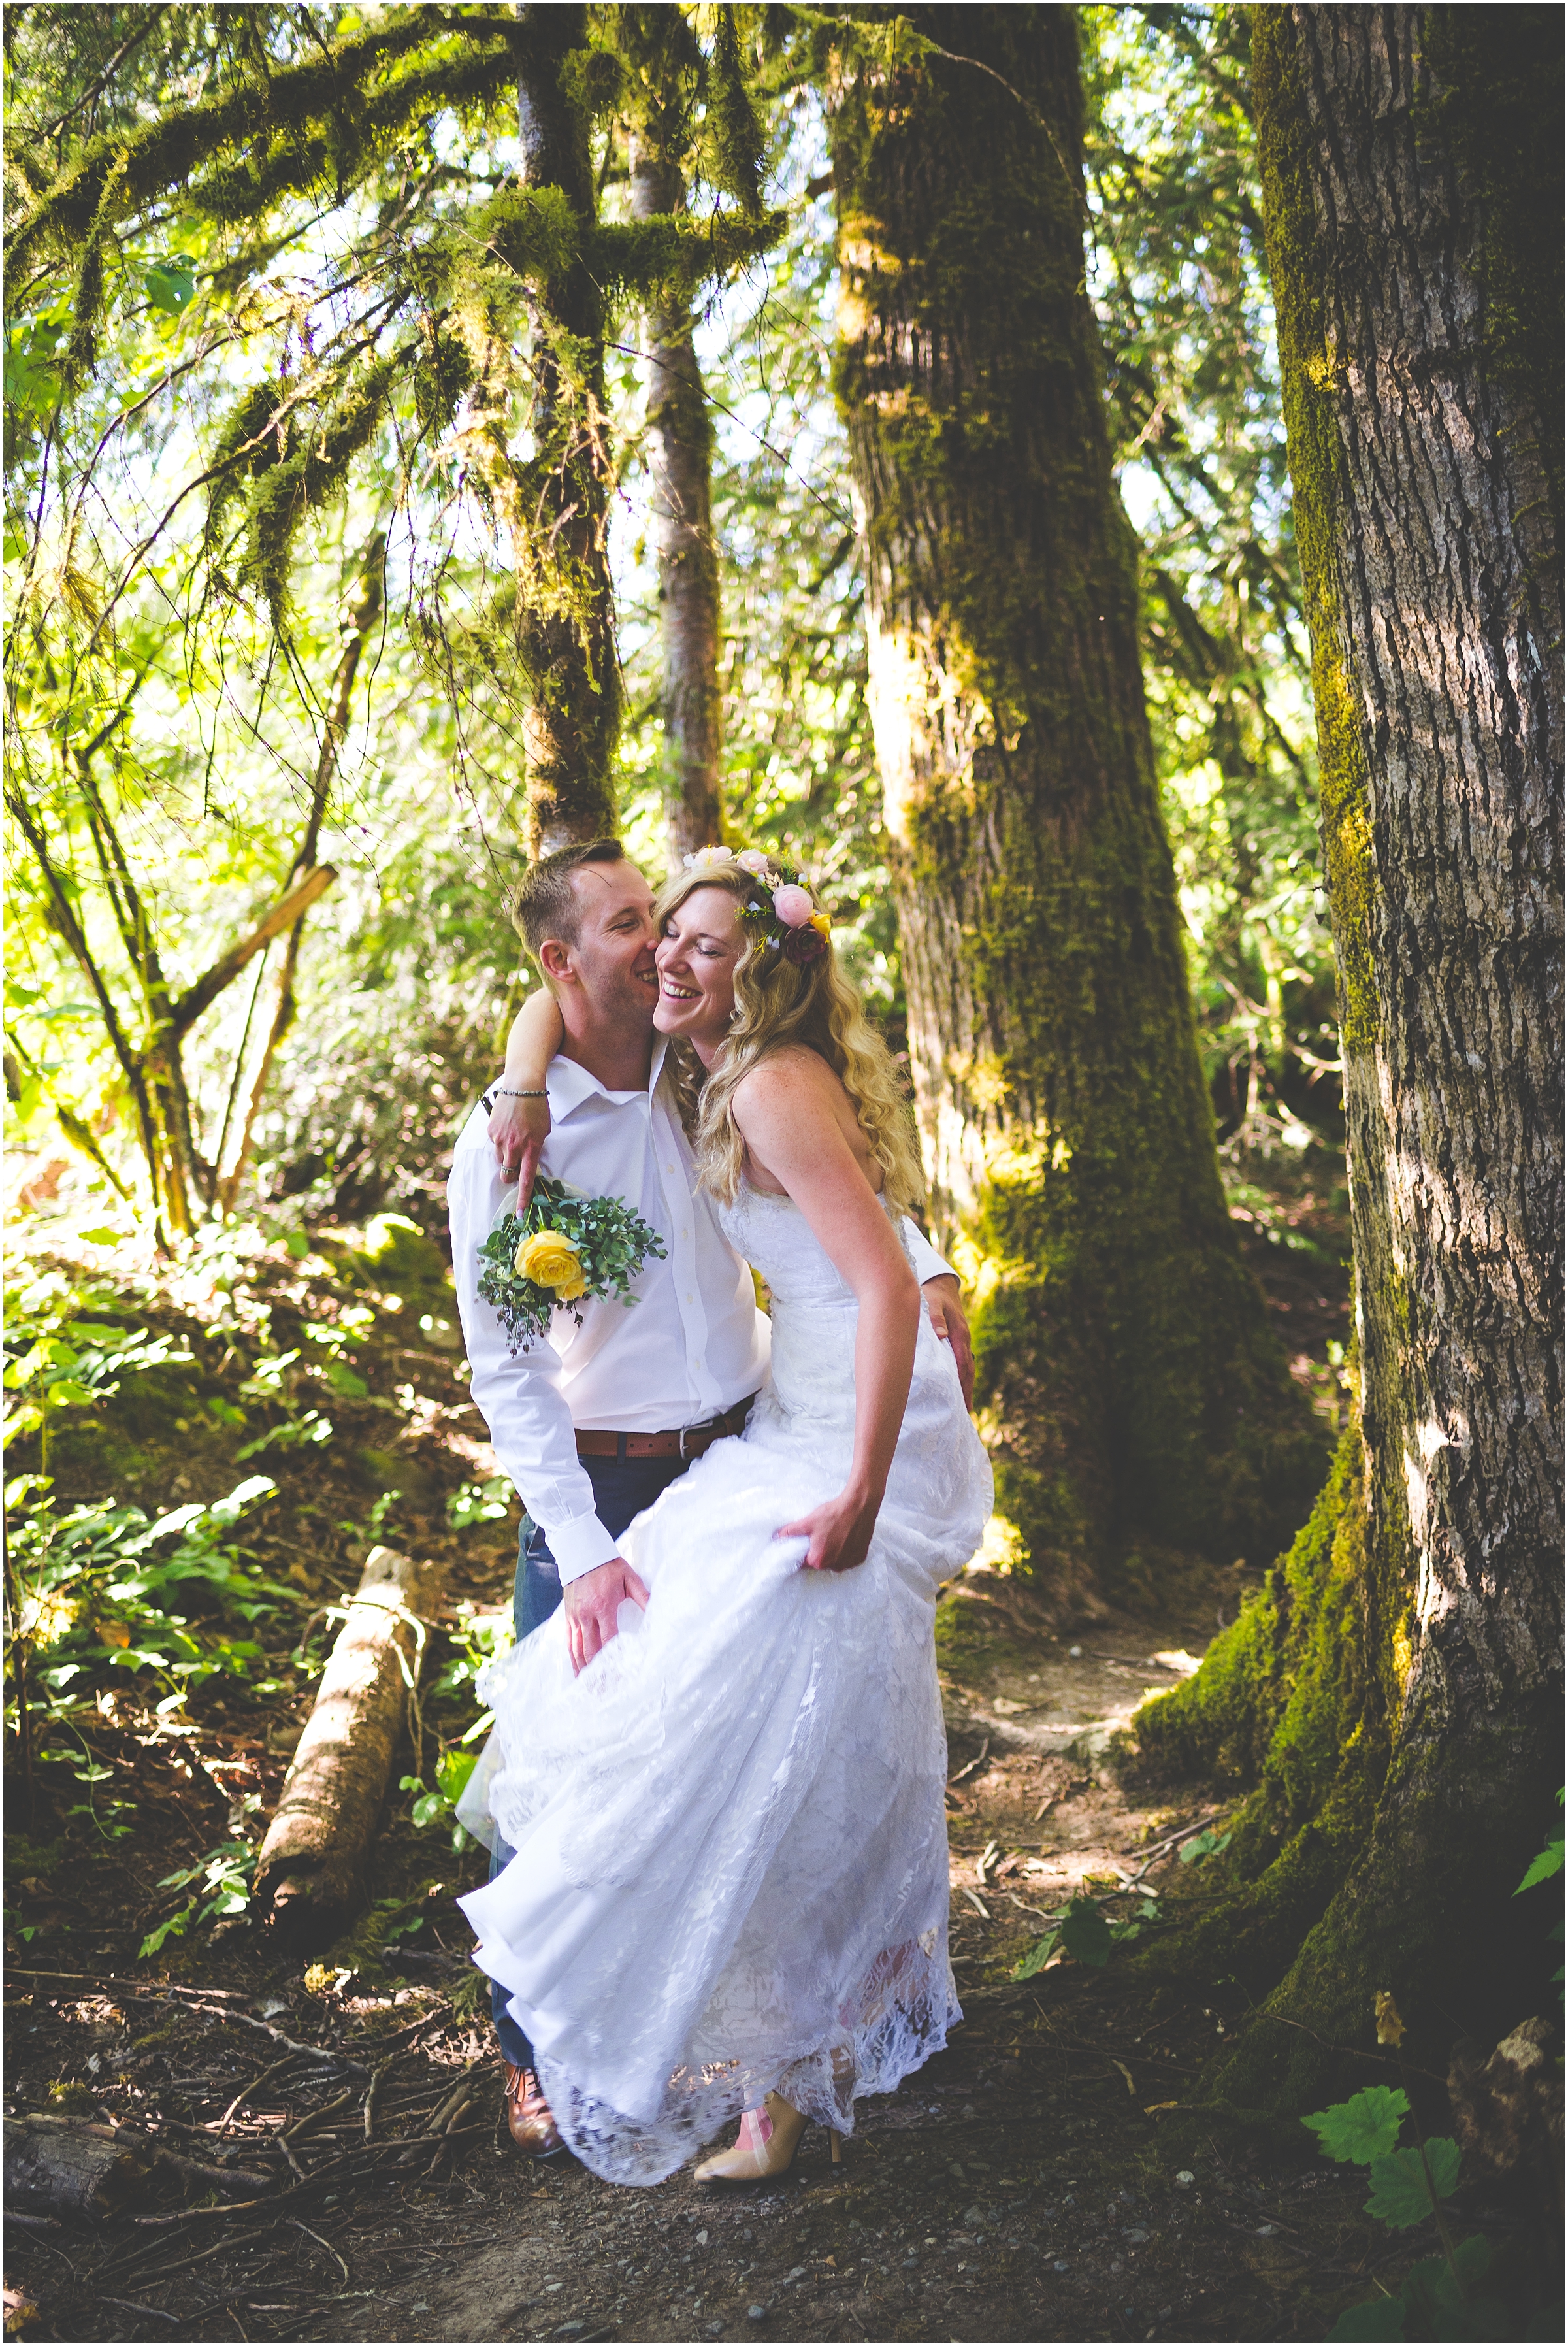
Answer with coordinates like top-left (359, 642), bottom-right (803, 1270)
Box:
top-left (99, 2298), bottom-right (180, 2325)
top-left (288, 2219), bottom-right (350, 2283)
top-left (284, 2089), bottom-right (356, 2144)
top-left (121, 2222), bottom-right (284, 2282)
top-left (179, 2004), bottom-right (370, 2072)
top-left (219, 2056), bottom-right (299, 2129)
top-left (949, 1738), bottom-right (990, 1785)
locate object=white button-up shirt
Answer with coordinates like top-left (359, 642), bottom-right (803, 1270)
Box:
top-left (447, 1040), bottom-right (952, 1584)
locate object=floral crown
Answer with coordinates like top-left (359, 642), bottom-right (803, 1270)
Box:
top-left (681, 844), bottom-right (832, 966)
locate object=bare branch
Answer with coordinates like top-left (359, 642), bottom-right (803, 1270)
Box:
top-left (168, 865), bottom-right (338, 1038)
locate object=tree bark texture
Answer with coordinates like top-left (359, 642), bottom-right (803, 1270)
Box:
top-left (510, 4), bottom-right (619, 856)
top-left (631, 145), bottom-right (725, 869)
top-left (827, 7), bottom-right (1322, 1606)
top-left (252, 1545), bottom-right (443, 1953)
top-left (3, 2116), bottom-right (152, 2222)
top-left (1135, 5), bottom-right (1563, 2106)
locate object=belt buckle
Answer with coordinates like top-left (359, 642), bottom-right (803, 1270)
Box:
top-left (679, 1416), bottom-right (715, 1461)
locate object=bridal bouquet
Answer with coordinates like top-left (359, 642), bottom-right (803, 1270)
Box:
top-left (476, 1176), bottom-right (666, 1354)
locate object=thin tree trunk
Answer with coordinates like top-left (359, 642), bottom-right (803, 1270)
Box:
top-left (827, 7), bottom-right (1322, 1607)
top-left (631, 143), bottom-right (724, 868)
top-left (1136, 4), bottom-right (1563, 2102)
top-left (216, 552), bottom-right (379, 1212)
top-left (510, 3), bottom-right (620, 857)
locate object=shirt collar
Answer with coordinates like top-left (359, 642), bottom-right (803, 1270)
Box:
top-left (546, 1036), bottom-right (668, 1119)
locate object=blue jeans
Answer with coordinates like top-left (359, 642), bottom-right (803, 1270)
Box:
top-left (489, 1452), bottom-right (690, 2070)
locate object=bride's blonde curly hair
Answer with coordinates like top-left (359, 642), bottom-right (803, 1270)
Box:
top-left (654, 861), bottom-right (926, 1214)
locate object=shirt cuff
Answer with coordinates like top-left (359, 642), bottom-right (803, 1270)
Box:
top-left (904, 1221), bottom-right (955, 1286)
top-left (548, 1510), bottom-right (623, 1584)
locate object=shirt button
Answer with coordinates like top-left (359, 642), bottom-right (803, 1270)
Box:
top-left (686, 1292), bottom-right (695, 1303)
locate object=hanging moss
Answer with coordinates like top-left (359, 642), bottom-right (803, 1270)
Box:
top-left (243, 359), bottom-right (397, 633)
top-left (8, 18), bottom-right (495, 276)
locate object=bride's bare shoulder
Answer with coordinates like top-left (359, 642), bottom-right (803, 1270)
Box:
top-left (730, 1046), bottom-right (841, 1118)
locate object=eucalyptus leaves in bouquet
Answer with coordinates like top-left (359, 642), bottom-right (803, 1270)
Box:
top-left (476, 1177), bottom-right (667, 1354)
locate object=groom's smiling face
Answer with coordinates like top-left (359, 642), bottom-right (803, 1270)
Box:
top-left (559, 859), bottom-right (660, 1031)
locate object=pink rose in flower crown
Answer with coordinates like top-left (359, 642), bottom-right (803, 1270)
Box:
top-left (734, 848), bottom-right (772, 877)
top-left (772, 884), bottom-right (815, 928)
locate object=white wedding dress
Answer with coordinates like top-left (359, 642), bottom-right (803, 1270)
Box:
top-left (456, 1185), bottom-right (994, 2185)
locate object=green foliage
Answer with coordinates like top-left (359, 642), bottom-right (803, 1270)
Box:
top-left (8, 1473), bottom-right (287, 1711)
top-left (143, 259), bottom-right (196, 318)
top-left (139, 1834), bottom-right (257, 1957)
top-left (448, 1476), bottom-right (514, 1531)
top-left (1303, 2083), bottom-right (1409, 2165)
top-left (401, 1750), bottom-right (480, 1851)
top-left (1514, 1793), bottom-right (1564, 1894)
top-left (1328, 2300), bottom-right (1408, 2342)
top-left (4, 2), bottom-right (783, 1231)
top-left (1307, 2082), bottom-right (1490, 2339)
top-left (1011, 1891), bottom-right (1162, 1981)
top-left (1081, 4), bottom-right (1335, 1142)
top-left (1364, 2140), bottom-right (1462, 2232)
top-left (1179, 1826), bottom-right (1233, 1864)
top-left (475, 1175), bottom-right (667, 1353)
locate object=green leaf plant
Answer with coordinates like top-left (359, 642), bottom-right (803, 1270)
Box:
top-left (1303, 1994), bottom-right (1508, 2341)
top-left (1010, 1815), bottom-right (1235, 1980)
top-left (1513, 1790), bottom-right (1564, 1992)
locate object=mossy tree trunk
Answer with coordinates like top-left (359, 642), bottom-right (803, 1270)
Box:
top-left (512, 5), bottom-right (620, 857)
top-left (826, 7), bottom-right (1323, 1608)
top-left (630, 142), bottom-right (725, 868)
top-left (1135, 4), bottom-right (1563, 2106)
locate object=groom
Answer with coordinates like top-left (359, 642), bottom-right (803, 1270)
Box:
top-left (446, 837), bottom-right (973, 2154)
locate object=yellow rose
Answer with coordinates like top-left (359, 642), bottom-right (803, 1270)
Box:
top-left (515, 1229), bottom-right (588, 1303)
top-left (809, 911), bottom-right (831, 938)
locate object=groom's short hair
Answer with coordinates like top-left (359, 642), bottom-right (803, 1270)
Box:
top-left (512, 837), bottom-right (629, 963)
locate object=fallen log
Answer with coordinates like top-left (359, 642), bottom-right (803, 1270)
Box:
top-left (5, 2112), bottom-right (275, 2204)
top-left (4, 2116), bottom-right (152, 2222)
top-left (252, 1544), bottom-right (444, 1951)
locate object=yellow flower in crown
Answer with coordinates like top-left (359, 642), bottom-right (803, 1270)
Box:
top-left (808, 911), bottom-right (831, 938)
top-left (515, 1229), bottom-right (588, 1304)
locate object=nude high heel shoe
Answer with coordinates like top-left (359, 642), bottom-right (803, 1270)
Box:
top-left (694, 2093), bottom-right (843, 2183)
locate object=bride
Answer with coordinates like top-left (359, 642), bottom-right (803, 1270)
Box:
top-left (457, 849), bottom-right (992, 2186)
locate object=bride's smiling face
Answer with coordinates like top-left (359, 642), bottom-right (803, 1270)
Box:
top-left (654, 887), bottom-right (746, 1053)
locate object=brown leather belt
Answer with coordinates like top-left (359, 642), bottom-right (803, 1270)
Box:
top-left (575, 1395), bottom-right (756, 1462)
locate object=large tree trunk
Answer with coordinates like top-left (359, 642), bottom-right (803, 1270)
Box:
top-left (630, 144), bottom-right (725, 870)
top-left (826, 7), bottom-right (1322, 1608)
top-left (512, 4), bottom-right (620, 856)
top-left (1135, 3), bottom-right (1563, 2104)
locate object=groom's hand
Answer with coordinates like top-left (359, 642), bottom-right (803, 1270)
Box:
top-left (563, 1558), bottom-right (650, 1676)
top-left (922, 1274), bottom-right (975, 1407)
